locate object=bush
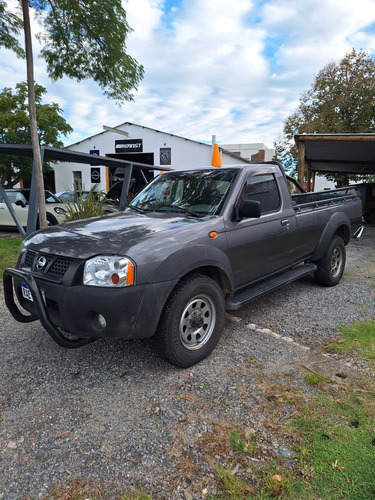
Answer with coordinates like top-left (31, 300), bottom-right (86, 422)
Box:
top-left (63, 185), bottom-right (107, 221)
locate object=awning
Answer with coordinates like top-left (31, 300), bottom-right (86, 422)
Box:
top-left (294, 134), bottom-right (375, 189)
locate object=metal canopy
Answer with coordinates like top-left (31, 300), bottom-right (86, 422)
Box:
top-left (0, 144), bottom-right (169, 236)
top-left (0, 144), bottom-right (168, 171)
top-left (294, 134), bottom-right (375, 189)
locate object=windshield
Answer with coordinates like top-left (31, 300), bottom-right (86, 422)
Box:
top-left (128, 169), bottom-right (238, 216)
top-left (20, 190), bottom-right (62, 203)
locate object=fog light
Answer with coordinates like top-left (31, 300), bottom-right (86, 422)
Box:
top-left (97, 313), bottom-right (107, 328)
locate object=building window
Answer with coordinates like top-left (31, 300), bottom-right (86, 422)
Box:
top-left (73, 171), bottom-right (82, 191)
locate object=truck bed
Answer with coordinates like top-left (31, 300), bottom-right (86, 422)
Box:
top-left (291, 187), bottom-right (358, 207)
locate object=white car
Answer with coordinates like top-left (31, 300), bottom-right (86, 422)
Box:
top-left (56, 190), bottom-right (106, 203)
top-left (0, 189), bottom-right (67, 229)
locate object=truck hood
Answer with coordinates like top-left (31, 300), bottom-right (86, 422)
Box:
top-left (23, 211), bottom-right (217, 259)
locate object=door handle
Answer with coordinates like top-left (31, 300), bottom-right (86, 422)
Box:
top-left (281, 219), bottom-right (290, 227)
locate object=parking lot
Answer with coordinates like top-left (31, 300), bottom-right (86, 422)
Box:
top-left (0, 225), bottom-right (374, 499)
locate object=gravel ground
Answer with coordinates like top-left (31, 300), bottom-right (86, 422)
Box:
top-left (0, 224), bottom-right (374, 499)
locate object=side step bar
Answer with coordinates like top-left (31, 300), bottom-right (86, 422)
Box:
top-left (227, 263), bottom-right (317, 311)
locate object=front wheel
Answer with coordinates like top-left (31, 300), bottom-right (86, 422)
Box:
top-left (153, 274), bottom-right (225, 367)
top-left (314, 236), bottom-right (346, 287)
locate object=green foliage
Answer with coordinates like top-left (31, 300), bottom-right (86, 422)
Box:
top-left (273, 135), bottom-right (298, 175)
top-left (305, 372), bottom-right (328, 386)
top-left (292, 392), bottom-right (375, 499)
top-left (327, 320), bottom-right (375, 366)
top-left (32, 0), bottom-right (144, 103)
top-left (62, 184), bottom-right (107, 221)
top-left (1, 1), bottom-right (144, 104)
top-left (121, 491), bottom-right (152, 500)
top-left (275, 49), bottom-right (375, 181)
top-left (0, 0), bottom-right (25, 58)
top-left (216, 466), bottom-right (253, 499)
top-left (0, 82), bottom-right (72, 187)
top-left (230, 428), bottom-right (258, 455)
top-left (0, 236), bottom-right (23, 279)
top-left (230, 429), bottom-right (247, 454)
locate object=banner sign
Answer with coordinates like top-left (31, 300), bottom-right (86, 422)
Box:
top-left (115, 139), bottom-right (143, 153)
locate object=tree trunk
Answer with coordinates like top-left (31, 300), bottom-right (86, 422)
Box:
top-left (21, 0), bottom-right (47, 229)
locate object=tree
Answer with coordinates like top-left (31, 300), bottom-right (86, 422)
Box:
top-left (0, 0), bottom-right (24, 56)
top-left (275, 49), bottom-right (375, 183)
top-left (0, 81), bottom-right (72, 187)
top-left (1, 0), bottom-right (144, 228)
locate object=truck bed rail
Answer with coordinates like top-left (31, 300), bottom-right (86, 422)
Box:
top-left (292, 187), bottom-right (358, 206)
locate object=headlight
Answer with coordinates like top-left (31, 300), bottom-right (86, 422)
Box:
top-left (54, 207), bottom-right (67, 215)
top-left (83, 256), bottom-right (135, 287)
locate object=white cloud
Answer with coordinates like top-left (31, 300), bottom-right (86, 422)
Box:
top-left (1, 0), bottom-right (375, 149)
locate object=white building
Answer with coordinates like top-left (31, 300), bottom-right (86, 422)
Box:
top-left (55, 122), bottom-right (273, 193)
top-left (220, 143), bottom-right (275, 162)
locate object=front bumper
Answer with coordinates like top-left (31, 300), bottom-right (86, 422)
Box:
top-left (3, 267), bottom-right (177, 346)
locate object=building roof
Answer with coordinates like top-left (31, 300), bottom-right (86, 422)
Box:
top-left (68, 121), bottom-right (212, 149)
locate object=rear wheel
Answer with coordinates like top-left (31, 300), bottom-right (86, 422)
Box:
top-left (36, 213), bottom-right (58, 229)
top-left (46, 213), bottom-right (58, 226)
top-left (153, 274), bottom-right (225, 367)
top-left (314, 236), bottom-right (346, 287)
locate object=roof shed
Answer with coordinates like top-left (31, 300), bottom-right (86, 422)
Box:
top-left (295, 133), bottom-right (375, 190)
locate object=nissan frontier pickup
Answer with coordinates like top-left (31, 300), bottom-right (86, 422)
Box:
top-left (4, 162), bottom-right (363, 367)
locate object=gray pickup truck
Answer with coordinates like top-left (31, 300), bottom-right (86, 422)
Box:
top-left (4, 162), bottom-right (363, 367)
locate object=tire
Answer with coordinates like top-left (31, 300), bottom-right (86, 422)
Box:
top-left (36, 213), bottom-right (58, 229)
top-left (153, 274), bottom-right (225, 367)
top-left (314, 236), bottom-right (346, 287)
top-left (46, 213), bottom-right (58, 226)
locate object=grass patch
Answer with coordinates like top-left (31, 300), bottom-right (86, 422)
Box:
top-left (327, 320), bottom-right (375, 366)
top-left (51, 478), bottom-right (152, 499)
top-left (305, 372), bottom-right (328, 386)
top-left (211, 318), bottom-right (375, 499)
top-left (290, 389), bottom-right (375, 499)
top-left (230, 428), bottom-right (258, 455)
top-left (0, 236), bottom-right (23, 280)
top-left (216, 466), bottom-right (257, 498)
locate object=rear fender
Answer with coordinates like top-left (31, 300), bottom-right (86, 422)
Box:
top-left (310, 212), bottom-right (350, 262)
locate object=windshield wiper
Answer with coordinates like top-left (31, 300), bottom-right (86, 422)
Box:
top-left (127, 205), bottom-right (146, 213)
top-left (158, 204), bottom-right (205, 218)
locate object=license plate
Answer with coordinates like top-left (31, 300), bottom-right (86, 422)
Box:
top-left (21, 283), bottom-right (45, 303)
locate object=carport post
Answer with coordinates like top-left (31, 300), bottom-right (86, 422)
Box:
top-left (26, 146), bottom-right (45, 235)
top-left (296, 137), bottom-right (306, 188)
top-left (118, 163), bottom-right (133, 211)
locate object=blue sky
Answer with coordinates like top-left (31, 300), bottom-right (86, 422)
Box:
top-left (1, 0), bottom-right (375, 148)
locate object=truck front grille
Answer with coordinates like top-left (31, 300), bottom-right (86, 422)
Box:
top-left (23, 250), bottom-right (74, 279)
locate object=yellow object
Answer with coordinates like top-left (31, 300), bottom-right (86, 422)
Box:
top-left (211, 143), bottom-right (222, 167)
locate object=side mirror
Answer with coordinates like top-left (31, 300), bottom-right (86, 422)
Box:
top-left (15, 199), bottom-right (27, 208)
top-left (237, 199), bottom-right (261, 219)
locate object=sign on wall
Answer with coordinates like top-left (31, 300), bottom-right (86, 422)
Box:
top-left (91, 167), bottom-right (101, 183)
top-left (160, 147), bottom-right (171, 165)
top-left (115, 139), bottom-right (143, 153)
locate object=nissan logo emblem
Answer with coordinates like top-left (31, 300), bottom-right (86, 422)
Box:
top-left (36, 255), bottom-right (47, 271)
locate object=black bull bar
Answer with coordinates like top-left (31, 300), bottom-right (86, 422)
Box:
top-left (3, 267), bottom-right (96, 348)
